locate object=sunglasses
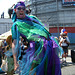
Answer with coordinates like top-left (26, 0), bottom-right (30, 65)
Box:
top-left (17, 7), bottom-right (25, 10)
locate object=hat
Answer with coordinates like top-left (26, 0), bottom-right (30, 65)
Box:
top-left (64, 31), bottom-right (67, 35)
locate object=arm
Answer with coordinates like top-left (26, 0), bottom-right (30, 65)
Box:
top-left (65, 37), bottom-right (70, 44)
top-left (12, 39), bottom-right (19, 71)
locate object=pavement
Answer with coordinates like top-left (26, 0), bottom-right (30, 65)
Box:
top-left (61, 44), bottom-right (75, 75)
top-left (0, 44), bottom-right (75, 75)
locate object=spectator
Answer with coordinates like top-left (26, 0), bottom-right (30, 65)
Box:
top-left (8, 4), bottom-right (15, 18)
top-left (59, 31), bottom-right (70, 63)
top-left (1, 12), bottom-right (4, 18)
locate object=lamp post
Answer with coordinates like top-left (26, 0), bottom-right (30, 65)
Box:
top-left (46, 16), bottom-right (53, 31)
top-left (35, 0), bottom-right (37, 17)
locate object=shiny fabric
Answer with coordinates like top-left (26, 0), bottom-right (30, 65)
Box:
top-left (11, 15), bottom-right (62, 75)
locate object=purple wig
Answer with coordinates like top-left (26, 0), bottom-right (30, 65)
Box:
top-left (14, 1), bottom-right (25, 9)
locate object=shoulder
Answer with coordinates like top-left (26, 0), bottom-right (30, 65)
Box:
top-left (27, 15), bottom-right (39, 21)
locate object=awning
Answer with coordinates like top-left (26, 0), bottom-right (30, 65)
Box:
top-left (0, 30), bottom-right (12, 40)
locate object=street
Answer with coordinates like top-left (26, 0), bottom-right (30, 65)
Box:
top-left (61, 45), bottom-right (75, 75)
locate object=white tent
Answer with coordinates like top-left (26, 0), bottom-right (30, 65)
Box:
top-left (0, 30), bottom-right (12, 40)
top-left (0, 40), bottom-right (4, 46)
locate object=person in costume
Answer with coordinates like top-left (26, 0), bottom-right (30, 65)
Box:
top-left (59, 30), bottom-right (70, 63)
top-left (11, 1), bottom-right (62, 75)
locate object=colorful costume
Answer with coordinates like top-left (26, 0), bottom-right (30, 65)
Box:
top-left (11, 12), bottom-right (62, 74)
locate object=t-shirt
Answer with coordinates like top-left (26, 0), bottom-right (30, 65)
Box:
top-left (60, 37), bottom-right (70, 46)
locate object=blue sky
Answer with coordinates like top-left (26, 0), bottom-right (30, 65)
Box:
top-left (0, 0), bottom-right (25, 18)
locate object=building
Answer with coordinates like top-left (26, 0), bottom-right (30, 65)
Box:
top-left (25, 0), bottom-right (75, 44)
top-left (0, 18), bottom-right (12, 34)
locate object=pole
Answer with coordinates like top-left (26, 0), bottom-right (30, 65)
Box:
top-left (56, 0), bottom-right (59, 38)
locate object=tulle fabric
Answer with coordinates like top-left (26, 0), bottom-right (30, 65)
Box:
top-left (11, 15), bottom-right (62, 75)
